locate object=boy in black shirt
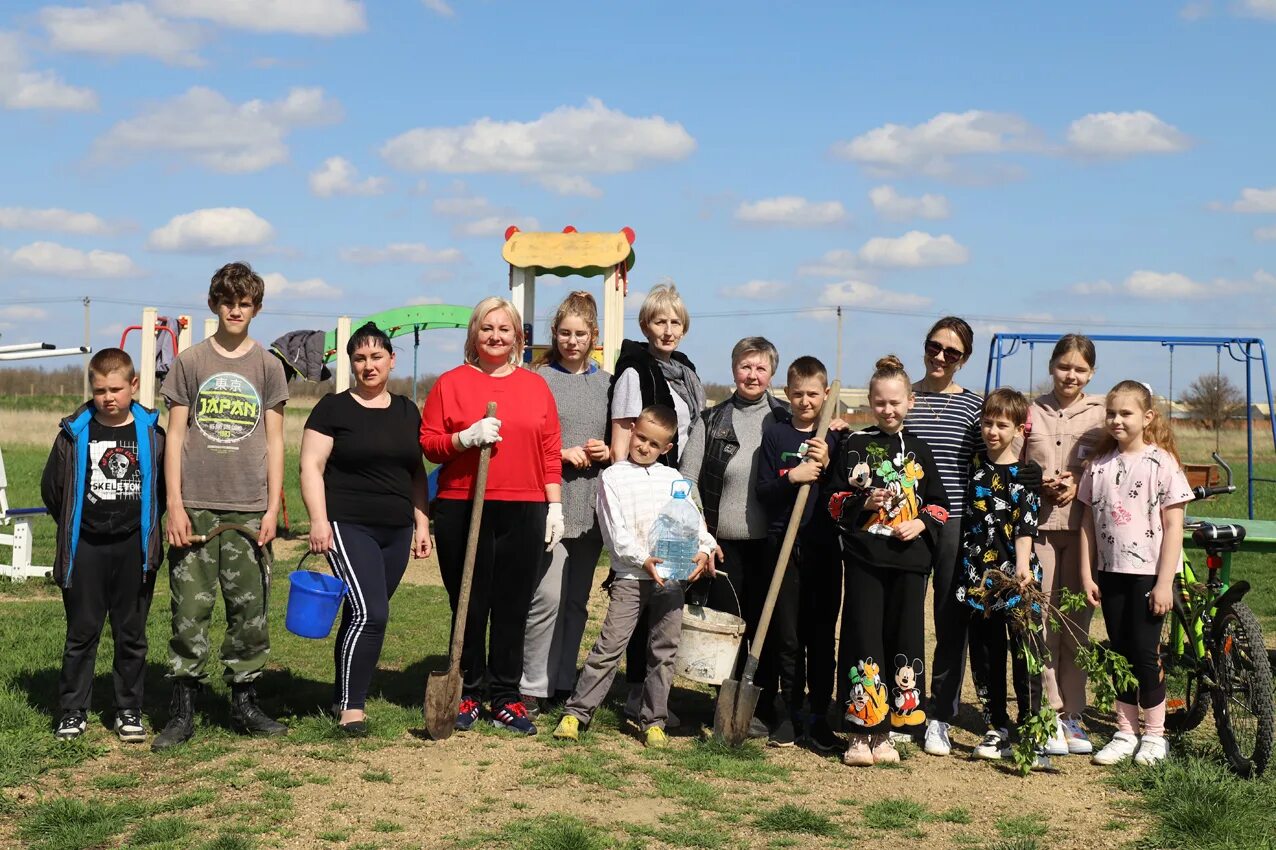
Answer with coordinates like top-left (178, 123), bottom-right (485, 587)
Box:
top-left (42, 348), bottom-right (165, 742)
top-left (755, 356), bottom-right (843, 752)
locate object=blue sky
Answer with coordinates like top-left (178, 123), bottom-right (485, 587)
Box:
top-left (1, 0), bottom-right (1274, 395)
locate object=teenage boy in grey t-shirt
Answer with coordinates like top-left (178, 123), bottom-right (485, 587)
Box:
top-left (152, 262), bottom-right (289, 751)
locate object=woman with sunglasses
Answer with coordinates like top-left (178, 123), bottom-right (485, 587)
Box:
top-left (903, 316), bottom-right (984, 757)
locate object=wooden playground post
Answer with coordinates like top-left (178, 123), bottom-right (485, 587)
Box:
top-left (139, 307), bottom-right (157, 409)
top-left (509, 267), bottom-right (536, 351)
top-left (335, 316), bottom-right (352, 392)
top-left (203, 317), bottom-right (217, 341)
top-left (603, 265), bottom-right (624, 373)
top-left (177, 315), bottom-right (192, 353)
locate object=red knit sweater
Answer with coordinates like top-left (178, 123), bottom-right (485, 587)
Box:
top-left (419, 364), bottom-right (562, 502)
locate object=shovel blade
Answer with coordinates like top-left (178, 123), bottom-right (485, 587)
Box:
top-left (423, 668), bottom-right (462, 741)
top-left (713, 677), bottom-right (761, 747)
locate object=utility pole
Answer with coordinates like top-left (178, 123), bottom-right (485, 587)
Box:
top-left (835, 306), bottom-right (844, 415)
top-left (82, 297), bottom-right (90, 399)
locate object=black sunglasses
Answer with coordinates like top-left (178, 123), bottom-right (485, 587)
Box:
top-left (925, 339), bottom-right (965, 364)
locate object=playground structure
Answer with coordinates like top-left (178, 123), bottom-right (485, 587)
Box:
top-left (985, 333), bottom-right (1276, 520)
top-left (0, 337), bottom-right (91, 581)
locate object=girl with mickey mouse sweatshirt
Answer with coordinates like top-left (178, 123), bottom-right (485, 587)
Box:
top-left (826, 356), bottom-right (949, 766)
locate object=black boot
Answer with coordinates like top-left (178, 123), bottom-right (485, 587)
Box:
top-left (230, 684), bottom-right (287, 737)
top-left (151, 681), bottom-right (199, 752)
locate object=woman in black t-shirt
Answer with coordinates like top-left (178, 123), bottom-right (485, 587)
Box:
top-left (300, 322), bottom-right (432, 735)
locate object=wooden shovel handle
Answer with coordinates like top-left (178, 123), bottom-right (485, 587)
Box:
top-left (445, 401), bottom-right (496, 664)
top-left (740, 381), bottom-right (840, 684)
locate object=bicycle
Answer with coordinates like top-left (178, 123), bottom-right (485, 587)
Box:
top-left (1162, 453), bottom-right (1274, 778)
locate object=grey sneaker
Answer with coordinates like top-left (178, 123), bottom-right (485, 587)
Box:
top-left (114, 710), bottom-right (146, 743)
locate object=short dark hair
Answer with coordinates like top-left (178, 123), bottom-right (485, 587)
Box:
top-left (209, 262), bottom-right (266, 308)
top-left (89, 347), bottom-right (135, 381)
top-left (346, 321), bottom-right (394, 357)
top-left (638, 404), bottom-right (678, 436)
top-left (786, 355), bottom-right (827, 387)
top-left (982, 387), bottom-right (1029, 427)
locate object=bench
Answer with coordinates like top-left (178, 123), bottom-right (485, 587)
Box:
top-left (1183, 463), bottom-right (1221, 496)
top-left (0, 446), bottom-right (54, 582)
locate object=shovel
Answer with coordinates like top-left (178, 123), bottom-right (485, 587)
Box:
top-left (423, 401), bottom-right (496, 740)
top-left (714, 382), bottom-right (840, 746)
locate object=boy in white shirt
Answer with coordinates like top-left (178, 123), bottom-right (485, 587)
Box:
top-left (553, 405), bottom-right (716, 747)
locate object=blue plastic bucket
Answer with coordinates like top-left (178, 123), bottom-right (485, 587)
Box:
top-left (285, 569), bottom-right (347, 639)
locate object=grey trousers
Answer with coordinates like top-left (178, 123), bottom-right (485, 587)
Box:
top-left (565, 578), bottom-right (683, 730)
top-left (521, 533), bottom-right (605, 698)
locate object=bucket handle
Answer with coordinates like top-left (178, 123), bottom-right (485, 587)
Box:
top-left (705, 569), bottom-right (741, 618)
top-left (296, 550), bottom-right (344, 590)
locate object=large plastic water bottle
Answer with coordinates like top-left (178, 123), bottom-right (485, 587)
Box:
top-left (648, 479), bottom-right (702, 581)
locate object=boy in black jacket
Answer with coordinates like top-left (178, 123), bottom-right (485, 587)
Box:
top-left (42, 348), bottom-right (165, 742)
top-left (755, 356), bottom-right (843, 752)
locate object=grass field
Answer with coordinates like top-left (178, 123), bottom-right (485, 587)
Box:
top-left (4, 403), bottom-right (1276, 848)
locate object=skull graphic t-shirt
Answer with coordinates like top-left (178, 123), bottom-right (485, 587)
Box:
top-left (81, 418), bottom-right (142, 535)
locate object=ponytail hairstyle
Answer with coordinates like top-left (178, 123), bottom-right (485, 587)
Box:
top-left (869, 354), bottom-right (913, 398)
top-left (539, 290), bottom-right (599, 367)
top-left (925, 316), bottom-right (974, 365)
top-left (346, 321), bottom-right (394, 358)
top-left (1094, 379), bottom-right (1181, 463)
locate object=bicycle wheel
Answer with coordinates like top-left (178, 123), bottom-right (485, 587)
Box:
top-left (1161, 610), bottom-right (1209, 734)
top-left (1210, 601), bottom-right (1274, 778)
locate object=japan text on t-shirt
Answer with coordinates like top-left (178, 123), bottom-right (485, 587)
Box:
top-left (161, 340), bottom-right (289, 512)
top-left (81, 418), bottom-right (142, 535)
top-left (1077, 445), bottom-right (1194, 576)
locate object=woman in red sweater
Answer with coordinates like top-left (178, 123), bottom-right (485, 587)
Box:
top-left (420, 296), bottom-right (563, 736)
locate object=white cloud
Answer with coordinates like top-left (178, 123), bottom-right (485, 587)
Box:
top-left (1069, 280), bottom-right (1116, 296)
top-left (339, 243), bottom-right (463, 264)
top-left (421, 0), bottom-right (456, 17)
top-left (718, 280), bottom-right (788, 300)
top-left (0, 207), bottom-right (112, 234)
top-left (147, 207), bottom-right (275, 252)
top-left (818, 280), bottom-right (932, 310)
top-left (0, 31), bottom-right (97, 111)
top-left (1223, 186), bottom-right (1276, 213)
top-left (1235, 0), bottom-right (1276, 20)
top-left (433, 196), bottom-right (494, 217)
top-left (1255, 225), bottom-right (1276, 241)
top-left (1123, 270), bottom-right (1209, 298)
top-left (0, 305), bottom-right (49, 321)
top-left (152, 0), bottom-right (366, 36)
top-left (95, 86), bottom-right (342, 173)
top-left (536, 174), bottom-right (603, 198)
top-left (7, 241), bottom-right (140, 277)
top-left (1180, 0), bottom-right (1213, 19)
top-left (858, 231), bottom-right (969, 268)
top-left (308, 156), bottom-right (388, 197)
top-left (40, 3), bottom-right (203, 67)
top-left (261, 272), bottom-right (342, 300)
top-left (831, 110), bottom-right (1041, 179)
top-left (1066, 111), bottom-right (1191, 157)
top-left (868, 186), bottom-right (951, 221)
top-left (407, 294), bottom-right (445, 305)
top-left (734, 196), bottom-right (847, 228)
top-left (456, 215), bottom-right (539, 237)
top-left (796, 249), bottom-right (861, 278)
top-left (380, 99), bottom-right (695, 182)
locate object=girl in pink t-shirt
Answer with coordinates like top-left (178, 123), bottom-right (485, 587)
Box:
top-left (1078, 380), bottom-right (1193, 768)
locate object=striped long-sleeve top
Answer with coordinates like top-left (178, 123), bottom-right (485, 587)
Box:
top-left (903, 388), bottom-right (984, 517)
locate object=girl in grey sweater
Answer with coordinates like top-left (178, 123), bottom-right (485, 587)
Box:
top-left (520, 292), bottom-right (612, 714)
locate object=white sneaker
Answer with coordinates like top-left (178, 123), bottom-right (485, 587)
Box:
top-left (1062, 714), bottom-right (1094, 755)
top-left (1133, 734), bottom-right (1169, 766)
top-left (1044, 716), bottom-right (1069, 756)
top-left (923, 719), bottom-right (951, 756)
top-left (973, 727), bottom-right (1011, 760)
top-left (1092, 731), bottom-right (1139, 765)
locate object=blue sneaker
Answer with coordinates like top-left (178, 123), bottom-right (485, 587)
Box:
top-left (491, 701), bottom-right (538, 736)
top-left (455, 696), bottom-right (481, 731)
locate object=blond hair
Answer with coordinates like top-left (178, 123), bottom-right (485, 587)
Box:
top-left (731, 336), bottom-right (779, 374)
top-left (539, 290), bottom-right (598, 367)
top-left (638, 282), bottom-right (690, 336)
top-left (464, 296), bottom-right (525, 367)
top-left (1094, 380), bottom-right (1181, 463)
top-left (869, 354), bottom-right (912, 397)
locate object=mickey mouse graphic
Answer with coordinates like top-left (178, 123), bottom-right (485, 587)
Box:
top-left (889, 654), bottom-right (926, 728)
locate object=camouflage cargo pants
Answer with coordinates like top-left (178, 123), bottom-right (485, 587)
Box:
top-left (167, 508), bottom-right (272, 684)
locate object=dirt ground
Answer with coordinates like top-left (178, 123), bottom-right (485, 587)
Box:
top-left (3, 538), bottom-right (1147, 850)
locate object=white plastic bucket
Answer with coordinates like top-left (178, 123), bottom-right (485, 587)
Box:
top-left (675, 603), bottom-right (746, 685)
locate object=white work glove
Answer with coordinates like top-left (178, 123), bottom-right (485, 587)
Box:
top-left (545, 502), bottom-right (565, 551)
top-left (457, 416), bottom-right (502, 449)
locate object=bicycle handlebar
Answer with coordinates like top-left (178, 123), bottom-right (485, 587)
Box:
top-left (1193, 484), bottom-right (1236, 501)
